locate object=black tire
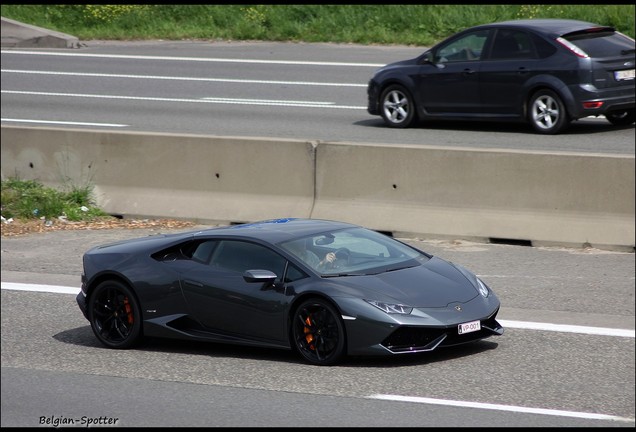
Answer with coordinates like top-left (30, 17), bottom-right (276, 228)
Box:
top-left (606, 109), bottom-right (635, 126)
top-left (88, 280), bottom-right (142, 349)
top-left (291, 298), bottom-right (346, 366)
top-left (528, 89), bottom-right (569, 135)
top-left (379, 84), bottom-right (418, 128)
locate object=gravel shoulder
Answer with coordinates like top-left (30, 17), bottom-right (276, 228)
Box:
top-left (1, 217), bottom-right (198, 237)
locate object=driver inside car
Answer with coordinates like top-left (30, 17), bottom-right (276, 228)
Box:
top-left (285, 240), bottom-right (337, 270)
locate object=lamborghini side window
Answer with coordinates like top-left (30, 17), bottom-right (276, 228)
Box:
top-left (210, 240), bottom-right (286, 278)
top-left (284, 262), bottom-right (309, 283)
top-left (191, 240), bottom-right (219, 264)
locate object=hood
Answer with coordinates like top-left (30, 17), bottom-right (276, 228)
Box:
top-left (374, 56), bottom-right (421, 74)
top-left (332, 256), bottom-right (480, 308)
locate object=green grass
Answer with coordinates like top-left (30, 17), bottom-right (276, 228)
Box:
top-left (1, 4), bottom-right (634, 45)
top-left (1, 177), bottom-right (108, 222)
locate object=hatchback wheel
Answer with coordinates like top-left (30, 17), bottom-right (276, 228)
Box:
top-left (291, 299), bottom-right (345, 366)
top-left (88, 280), bottom-right (142, 349)
top-left (528, 89), bottom-right (569, 134)
top-left (380, 85), bottom-right (417, 128)
top-left (605, 109), bottom-right (635, 126)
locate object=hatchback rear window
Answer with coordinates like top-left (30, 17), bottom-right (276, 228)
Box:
top-left (565, 30), bottom-right (634, 57)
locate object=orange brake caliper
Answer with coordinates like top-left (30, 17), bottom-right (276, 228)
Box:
top-left (123, 297), bottom-right (134, 325)
top-left (304, 316), bottom-right (315, 350)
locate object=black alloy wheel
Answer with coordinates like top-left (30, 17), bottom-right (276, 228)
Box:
top-left (88, 280), bottom-right (142, 349)
top-left (380, 84), bottom-right (418, 128)
top-left (291, 299), bottom-right (346, 366)
top-left (605, 109), bottom-right (635, 126)
top-left (528, 89), bottom-right (569, 134)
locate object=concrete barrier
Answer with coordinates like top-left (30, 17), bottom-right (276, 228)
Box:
top-left (0, 126), bottom-right (316, 223)
top-left (1, 125), bottom-right (634, 251)
top-left (1, 17), bottom-right (79, 48)
top-left (311, 142), bottom-right (635, 251)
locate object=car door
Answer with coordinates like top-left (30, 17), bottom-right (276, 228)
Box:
top-left (180, 239), bottom-right (290, 343)
top-left (414, 29), bottom-right (491, 114)
top-left (478, 28), bottom-right (545, 116)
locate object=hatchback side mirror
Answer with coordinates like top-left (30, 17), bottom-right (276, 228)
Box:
top-left (419, 52), bottom-right (433, 64)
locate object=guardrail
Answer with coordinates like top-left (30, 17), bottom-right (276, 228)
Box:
top-left (2, 125), bottom-right (634, 251)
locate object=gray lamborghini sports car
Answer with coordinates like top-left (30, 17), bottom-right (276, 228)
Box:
top-left (77, 218), bottom-right (504, 365)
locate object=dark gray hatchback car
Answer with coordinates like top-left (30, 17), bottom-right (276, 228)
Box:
top-left (367, 19), bottom-right (635, 134)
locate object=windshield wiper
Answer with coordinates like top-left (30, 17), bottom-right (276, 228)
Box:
top-left (383, 265), bottom-right (417, 274)
top-left (364, 264), bottom-right (418, 276)
top-left (321, 273), bottom-right (364, 278)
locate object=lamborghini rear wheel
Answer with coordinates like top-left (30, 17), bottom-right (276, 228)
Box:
top-left (291, 298), bottom-right (346, 366)
top-left (88, 280), bottom-right (142, 349)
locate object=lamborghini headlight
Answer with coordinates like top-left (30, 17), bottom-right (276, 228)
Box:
top-left (476, 277), bottom-right (490, 298)
top-left (453, 263), bottom-right (490, 298)
top-left (365, 300), bottom-right (413, 315)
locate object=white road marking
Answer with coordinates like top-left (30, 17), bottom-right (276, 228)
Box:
top-left (498, 319), bottom-right (634, 338)
top-left (368, 394), bottom-right (634, 423)
top-left (0, 49), bottom-right (383, 67)
top-left (1, 282), bottom-right (79, 295)
top-left (0, 90), bottom-right (365, 109)
top-left (0, 118), bottom-right (127, 127)
top-left (1, 69), bottom-right (367, 87)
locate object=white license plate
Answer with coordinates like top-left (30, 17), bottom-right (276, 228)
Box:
top-left (458, 320), bottom-right (481, 335)
top-left (615, 69), bottom-right (635, 81)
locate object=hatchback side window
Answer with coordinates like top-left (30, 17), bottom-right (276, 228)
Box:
top-left (530, 33), bottom-right (557, 59)
top-left (436, 30), bottom-right (490, 62)
top-left (490, 30), bottom-right (534, 60)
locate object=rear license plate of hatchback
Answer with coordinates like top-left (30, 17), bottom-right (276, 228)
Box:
top-left (458, 320), bottom-right (481, 334)
top-left (615, 69), bottom-right (635, 81)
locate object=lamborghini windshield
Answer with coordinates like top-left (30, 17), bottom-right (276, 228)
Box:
top-left (279, 227), bottom-right (430, 276)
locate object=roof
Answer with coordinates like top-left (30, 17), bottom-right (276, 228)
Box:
top-left (473, 18), bottom-right (612, 39)
top-left (194, 218), bottom-right (358, 243)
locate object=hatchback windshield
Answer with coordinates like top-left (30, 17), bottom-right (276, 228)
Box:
top-left (279, 227), bottom-right (430, 276)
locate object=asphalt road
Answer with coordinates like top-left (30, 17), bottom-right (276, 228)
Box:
top-left (1, 226), bottom-right (634, 427)
top-left (1, 40), bottom-right (634, 154)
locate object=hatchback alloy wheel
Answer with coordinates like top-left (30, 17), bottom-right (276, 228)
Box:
top-left (529, 89), bottom-right (569, 134)
top-left (380, 85), bottom-right (417, 128)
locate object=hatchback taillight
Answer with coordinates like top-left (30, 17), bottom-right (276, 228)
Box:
top-left (556, 37), bottom-right (590, 58)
